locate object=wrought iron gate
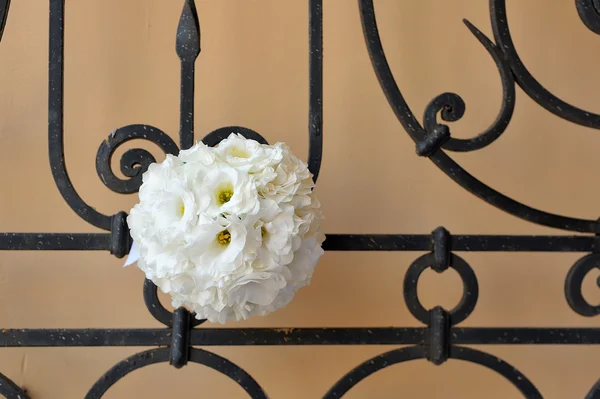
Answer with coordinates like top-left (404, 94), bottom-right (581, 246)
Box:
top-left (0, 0), bottom-right (599, 397)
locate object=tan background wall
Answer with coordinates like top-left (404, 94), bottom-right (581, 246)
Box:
top-left (0, 0), bottom-right (599, 397)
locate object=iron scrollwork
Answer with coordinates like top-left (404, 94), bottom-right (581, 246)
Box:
top-left (566, 254), bottom-right (600, 317)
top-left (323, 346), bottom-right (543, 399)
top-left (85, 348), bottom-right (268, 399)
top-left (420, 20), bottom-right (516, 153)
top-left (0, 0), bottom-right (597, 397)
top-left (96, 125), bottom-right (179, 195)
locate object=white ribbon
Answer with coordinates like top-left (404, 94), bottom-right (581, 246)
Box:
top-left (123, 241), bottom-right (140, 268)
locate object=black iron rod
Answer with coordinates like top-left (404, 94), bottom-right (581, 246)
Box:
top-left (0, 328), bottom-right (598, 347)
top-left (0, 233), bottom-right (597, 252)
top-left (307, 0), bottom-right (323, 182)
top-left (324, 234), bottom-right (599, 252)
top-left (0, 233), bottom-right (111, 250)
top-left (48, 0), bottom-right (112, 231)
top-left (176, 0), bottom-right (200, 150)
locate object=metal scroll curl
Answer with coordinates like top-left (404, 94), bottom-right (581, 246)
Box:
top-left (322, 346), bottom-right (542, 398)
top-left (565, 253), bottom-right (600, 317)
top-left (96, 125), bottom-right (179, 194)
top-left (576, 0), bottom-right (600, 35)
top-left (85, 348), bottom-right (268, 399)
top-left (358, 0), bottom-right (599, 233)
top-left (421, 20), bottom-right (515, 153)
top-left (491, 0), bottom-right (600, 128)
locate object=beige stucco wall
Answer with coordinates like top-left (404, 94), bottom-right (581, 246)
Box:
top-left (0, 0), bottom-right (598, 397)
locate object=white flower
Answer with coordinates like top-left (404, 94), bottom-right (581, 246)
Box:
top-left (296, 197), bottom-right (323, 236)
top-left (215, 133), bottom-right (283, 172)
top-left (128, 134), bottom-right (324, 324)
top-left (137, 244), bottom-right (192, 279)
top-left (258, 145), bottom-right (314, 206)
top-left (252, 200), bottom-right (298, 269)
top-left (186, 214), bottom-right (257, 275)
top-left (286, 233), bottom-right (325, 288)
top-left (178, 141), bottom-right (216, 166)
top-left (129, 156), bottom-right (198, 246)
top-left (227, 271), bottom-right (288, 311)
top-left (196, 165), bottom-right (260, 216)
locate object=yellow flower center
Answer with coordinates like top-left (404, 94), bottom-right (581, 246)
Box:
top-left (229, 146), bottom-right (250, 158)
top-left (215, 182), bottom-right (234, 206)
top-left (179, 204), bottom-right (185, 216)
top-left (218, 190), bottom-right (233, 205)
top-left (217, 230), bottom-right (231, 246)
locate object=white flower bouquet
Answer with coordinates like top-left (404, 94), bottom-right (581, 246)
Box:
top-left (127, 134), bottom-right (324, 323)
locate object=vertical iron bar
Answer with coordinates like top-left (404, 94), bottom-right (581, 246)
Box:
top-left (173, 1), bottom-right (200, 355)
top-left (169, 307), bottom-right (191, 368)
top-left (179, 61), bottom-right (195, 150)
top-left (176, 0), bottom-right (200, 150)
top-left (308, 0), bottom-right (323, 182)
top-left (49, 0), bottom-right (111, 230)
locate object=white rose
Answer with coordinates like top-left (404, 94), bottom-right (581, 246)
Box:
top-left (129, 188), bottom-right (197, 243)
top-left (178, 141), bottom-right (216, 166)
top-left (295, 197), bottom-right (323, 236)
top-left (137, 243), bottom-right (192, 279)
top-left (128, 154), bottom-right (200, 279)
top-left (256, 202), bottom-right (298, 269)
top-left (258, 145), bottom-right (314, 205)
top-left (286, 233), bottom-right (325, 288)
top-left (227, 271), bottom-right (288, 308)
top-left (169, 269), bottom-right (288, 323)
top-left (215, 133), bottom-right (283, 172)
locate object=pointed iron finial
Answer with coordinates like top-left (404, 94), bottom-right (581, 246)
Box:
top-left (177, 0), bottom-right (200, 150)
top-left (176, 0), bottom-right (200, 61)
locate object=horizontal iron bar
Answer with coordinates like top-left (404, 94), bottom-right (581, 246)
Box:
top-left (0, 329), bottom-right (171, 346)
top-left (0, 233), bottom-right (597, 252)
top-left (452, 328), bottom-right (600, 344)
top-left (0, 233), bottom-right (111, 250)
top-left (323, 234), bottom-right (599, 252)
top-left (0, 328), bottom-right (598, 347)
